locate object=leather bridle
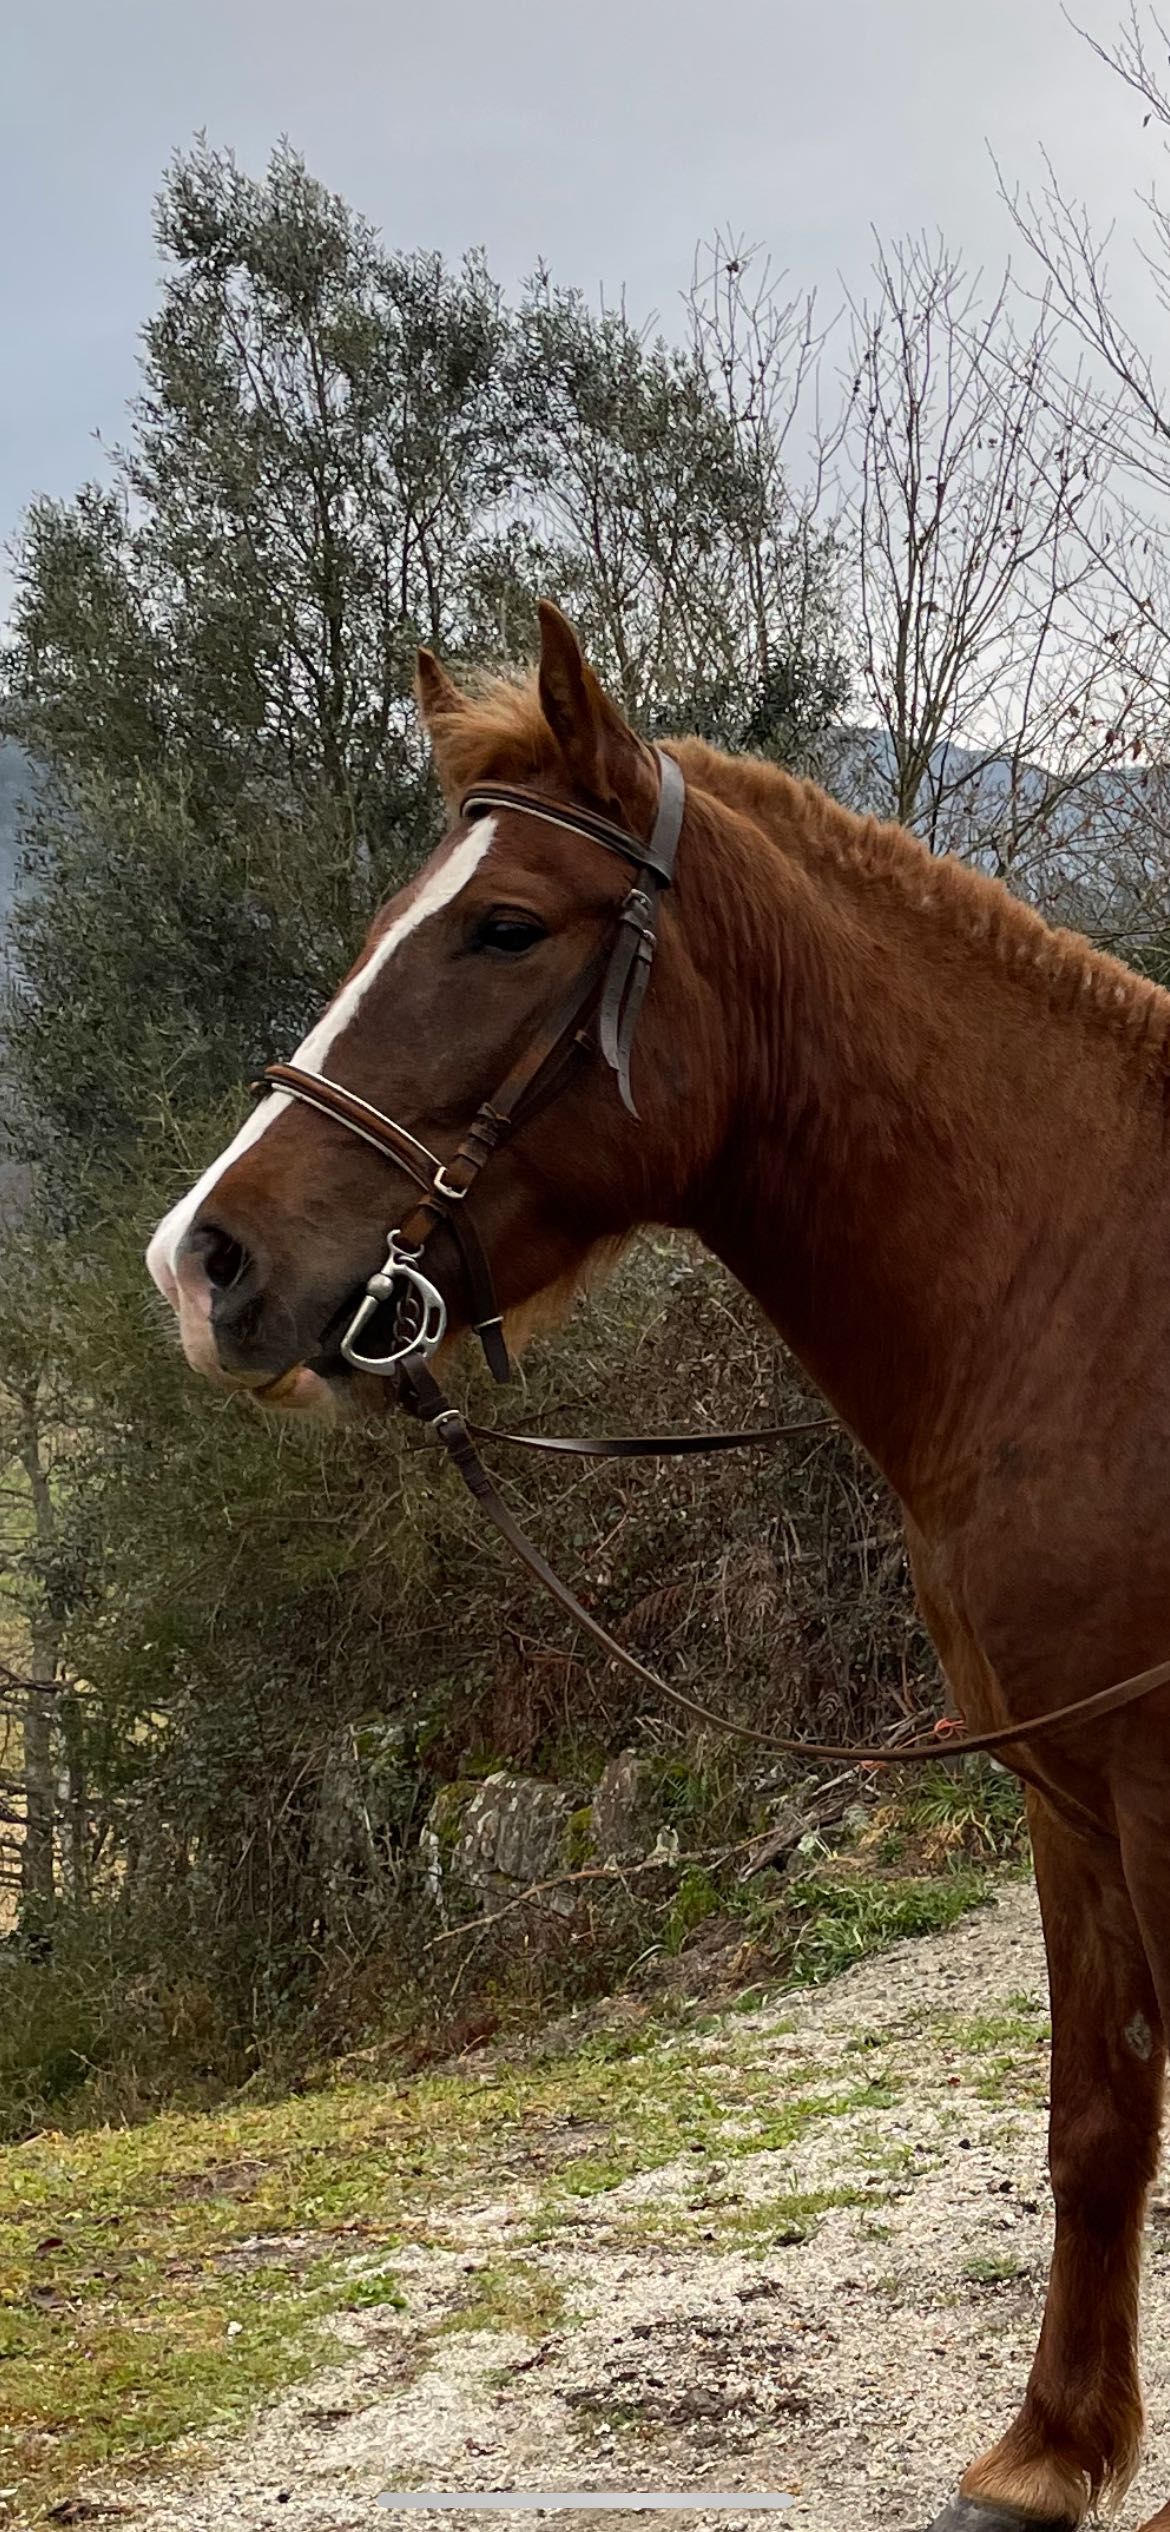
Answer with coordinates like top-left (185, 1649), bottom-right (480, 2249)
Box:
top-left (259, 751), bottom-right (1170, 1784)
top-left (265, 747), bottom-right (686, 1387)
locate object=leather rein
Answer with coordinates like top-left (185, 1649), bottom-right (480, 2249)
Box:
top-left (262, 752), bottom-right (1170, 1774)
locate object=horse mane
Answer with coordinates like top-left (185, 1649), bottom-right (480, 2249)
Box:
top-left (437, 669), bottom-right (1170, 1067)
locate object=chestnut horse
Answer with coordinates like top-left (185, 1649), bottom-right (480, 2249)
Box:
top-left (147, 602), bottom-right (1170, 2532)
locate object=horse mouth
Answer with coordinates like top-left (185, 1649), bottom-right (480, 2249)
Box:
top-left (245, 1294), bottom-right (368, 1413)
top-left (251, 1271), bottom-right (450, 1414)
top-left (246, 1360), bottom-right (343, 1416)
top-left (255, 1363), bottom-right (327, 1404)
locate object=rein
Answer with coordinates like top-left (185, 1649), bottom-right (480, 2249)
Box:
top-left (400, 1361), bottom-right (1170, 1769)
top-left (261, 753), bottom-right (1170, 1776)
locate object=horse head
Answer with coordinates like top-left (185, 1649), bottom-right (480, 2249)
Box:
top-left (146, 604), bottom-right (728, 1415)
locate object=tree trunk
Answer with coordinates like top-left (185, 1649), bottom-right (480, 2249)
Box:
top-left (15, 1383), bottom-right (63, 1912)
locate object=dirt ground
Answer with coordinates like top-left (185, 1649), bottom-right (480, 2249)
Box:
top-left (80, 1882), bottom-right (1170, 2532)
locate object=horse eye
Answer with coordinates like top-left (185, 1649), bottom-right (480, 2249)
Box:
top-left (471, 911), bottom-right (548, 956)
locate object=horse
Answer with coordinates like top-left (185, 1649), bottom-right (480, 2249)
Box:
top-left (147, 599), bottom-right (1170, 2532)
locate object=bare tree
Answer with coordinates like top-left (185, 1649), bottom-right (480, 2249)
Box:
top-left (0, 1234), bottom-right (92, 1920)
top-left (498, 244), bottom-right (849, 763)
top-left (0, 1370), bottom-right (61, 1911)
top-left (836, 235), bottom-right (1152, 885)
top-left (684, 235), bottom-right (846, 763)
top-left (1001, 8), bottom-right (1170, 501)
top-left (999, 17), bottom-right (1170, 710)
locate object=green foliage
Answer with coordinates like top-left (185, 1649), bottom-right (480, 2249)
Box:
top-left (869, 1759), bottom-right (1027, 1867)
top-left (4, 146), bottom-right (529, 1200)
top-left (960, 2252), bottom-right (1029, 2286)
top-left (663, 1866), bottom-right (724, 1953)
top-left (0, 1206), bottom-right (942, 2122)
top-left (0, 139), bottom-right (888, 2126)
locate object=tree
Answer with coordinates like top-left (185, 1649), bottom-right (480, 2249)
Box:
top-left (0, 1232), bottom-right (93, 1923)
top-left (1001, 7), bottom-right (1170, 510)
top-left (9, 144), bottom-right (517, 877)
top-left (835, 235), bottom-right (1153, 885)
top-left (2, 148), bottom-right (520, 1201)
top-left (0, 145), bottom-right (861, 2113)
top-left (495, 244), bottom-right (848, 761)
top-left (684, 235), bottom-right (847, 763)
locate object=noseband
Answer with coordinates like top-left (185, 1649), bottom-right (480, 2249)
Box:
top-left (264, 747), bottom-right (685, 1384)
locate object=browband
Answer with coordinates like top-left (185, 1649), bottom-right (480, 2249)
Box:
top-left (461, 747), bottom-right (685, 891)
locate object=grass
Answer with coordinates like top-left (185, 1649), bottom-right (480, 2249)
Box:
top-left (785, 1863), bottom-right (990, 1983)
top-left (676, 2181), bottom-right (873, 2252)
top-left (960, 2252), bottom-right (1030, 2287)
top-left (0, 1848), bottom-right (1005, 2522)
top-left (924, 1994), bottom-right (1051, 2107)
top-left (0, 2040), bottom-right (902, 2514)
top-left (868, 1762), bottom-right (1026, 1867)
top-left (439, 2259), bottom-right (570, 2338)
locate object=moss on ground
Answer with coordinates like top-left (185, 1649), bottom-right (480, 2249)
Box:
top-left (960, 2252), bottom-right (1031, 2287)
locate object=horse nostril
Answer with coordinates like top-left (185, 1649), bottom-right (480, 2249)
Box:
top-left (192, 1222), bottom-right (252, 1294)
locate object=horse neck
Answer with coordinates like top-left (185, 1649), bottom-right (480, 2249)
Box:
top-left (674, 765), bottom-right (1163, 1511)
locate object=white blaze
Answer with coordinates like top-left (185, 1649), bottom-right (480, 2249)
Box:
top-left (145, 818), bottom-right (497, 1297)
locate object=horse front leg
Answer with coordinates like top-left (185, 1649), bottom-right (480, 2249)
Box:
top-left (926, 1789), bottom-right (1164, 2531)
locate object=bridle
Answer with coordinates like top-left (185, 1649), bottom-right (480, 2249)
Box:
top-left (265, 746), bottom-right (686, 1388)
top-left (260, 751), bottom-right (1170, 1790)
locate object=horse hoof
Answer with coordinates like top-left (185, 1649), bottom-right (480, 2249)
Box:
top-left (925, 2504), bottom-right (1078, 2532)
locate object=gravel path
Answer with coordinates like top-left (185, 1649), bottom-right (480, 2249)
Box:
top-left (92, 1883), bottom-right (1170, 2531)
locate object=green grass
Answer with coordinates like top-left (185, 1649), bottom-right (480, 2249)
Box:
top-left (785, 1865), bottom-right (990, 1982)
top-left (678, 2181), bottom-right (872, 2252)
top-left (870, 1762), bottom-right (1026, 1865)
top-left (439, 2259), bottom-right (570, 2338)
top-left (0, 2035), bottom-right (912, 2510)
top-left (960, 2253), bottom-right (1030, 2287)
top-left (0, 1852), bottom-right (1003, 2519)
top-left (925, 1995), bottom-right (1050, 2108)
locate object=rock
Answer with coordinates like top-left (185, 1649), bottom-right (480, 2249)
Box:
top-left (591, 1750), bottom-right (665, 1861)
top-left (310, 1718), bottom-right (420, 1920)
top-left (422, 1772), bottom-right (584, 1917)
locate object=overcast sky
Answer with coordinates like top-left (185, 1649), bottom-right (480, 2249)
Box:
top-left (0, 0), bottom-right (1158, 587)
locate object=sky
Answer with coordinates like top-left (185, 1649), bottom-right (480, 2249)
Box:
top-left (0, 0), bottom-right (1159, 589)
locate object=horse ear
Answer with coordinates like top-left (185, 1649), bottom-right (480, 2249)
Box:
top-left (416, 648), bottom-right (467, 728)
top-left (416, 648), bottom-right (474, 798)
top-left (537, 600), bottom-right (645, 810)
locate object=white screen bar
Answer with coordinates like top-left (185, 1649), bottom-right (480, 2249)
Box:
top-left (376, 2497), bottom-right (795, 2513)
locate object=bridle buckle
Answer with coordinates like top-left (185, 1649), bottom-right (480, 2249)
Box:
top-left (340, 1235), bottom-right (448, 1375)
